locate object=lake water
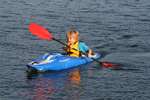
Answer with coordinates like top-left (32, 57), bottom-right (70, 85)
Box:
top-left (0, 0), bottom-right (150, 100)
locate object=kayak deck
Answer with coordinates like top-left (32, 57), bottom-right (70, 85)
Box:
top-left (27, 53), bottom-right (101, 72)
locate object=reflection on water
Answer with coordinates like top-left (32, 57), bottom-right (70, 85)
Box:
top-left (69, 69), bottom-right (81, 85)
top-left (27, 69), bottom-right (81, 100)
top-left (32, 79), bottom-right (54, 100)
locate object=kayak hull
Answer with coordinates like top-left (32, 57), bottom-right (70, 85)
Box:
top-left (27, 53), bottom-right (101, 72)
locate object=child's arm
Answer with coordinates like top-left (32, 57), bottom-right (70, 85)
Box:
top-left (79, 42), bottom-right (94, 57)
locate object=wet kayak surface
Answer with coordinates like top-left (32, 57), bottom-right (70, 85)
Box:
top-left (0, 0), bottom-right (150, 100)
top-left (27, 53), bottom-right (101, 72)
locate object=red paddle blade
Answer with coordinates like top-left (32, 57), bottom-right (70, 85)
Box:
top-left (101, 61), bottom-right (119, 68)
top-left (29, 22), bottom-right (53, 40)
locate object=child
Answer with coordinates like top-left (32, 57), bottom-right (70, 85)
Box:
top-left (64, 30), bottom-right (94, 57)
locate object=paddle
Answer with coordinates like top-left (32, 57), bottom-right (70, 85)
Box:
top-left (28, 22), bottom-right (119, 68)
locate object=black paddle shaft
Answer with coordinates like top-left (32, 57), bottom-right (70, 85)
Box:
top-left (52, 37), bottom-right (67, 46)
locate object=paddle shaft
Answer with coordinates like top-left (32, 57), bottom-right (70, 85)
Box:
top-left (52, 37), bottom-right (101, 64)
top-left (52, 37), bottom-right (67, 46)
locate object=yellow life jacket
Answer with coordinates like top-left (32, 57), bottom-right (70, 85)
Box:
top-left (67, 42), bottom-right (80, 57)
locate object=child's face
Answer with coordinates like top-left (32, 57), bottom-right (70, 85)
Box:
top-left (68, 33), bottom-right (76, 44)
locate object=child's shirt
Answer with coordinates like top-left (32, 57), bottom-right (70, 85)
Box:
top-left (79, 42), bottom-right (89, 53)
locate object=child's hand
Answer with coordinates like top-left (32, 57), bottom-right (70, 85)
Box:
top-left (67, 42), bottom-right (72, 46)
top-left (62, 47), bottom-right (68, 51)
top-left (88, 49), bottom-right (95, 57)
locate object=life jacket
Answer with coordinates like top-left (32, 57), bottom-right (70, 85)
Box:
top-left (67, 41), bottom-right (81, 57)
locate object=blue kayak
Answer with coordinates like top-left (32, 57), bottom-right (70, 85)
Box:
top-left (27, 53), bottom-right (101, 72)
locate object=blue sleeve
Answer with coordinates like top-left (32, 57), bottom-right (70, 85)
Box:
top-left (79, 42), bottom-right (89, 53)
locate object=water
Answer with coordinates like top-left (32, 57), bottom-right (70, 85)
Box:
top-left (0, 0), bottom-right (150, 99)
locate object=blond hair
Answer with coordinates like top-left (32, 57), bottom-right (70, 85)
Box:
top-left (67, 30), bottom-right (79, 43)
